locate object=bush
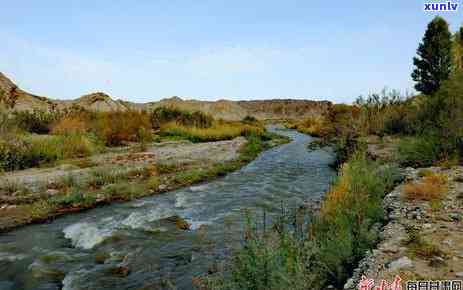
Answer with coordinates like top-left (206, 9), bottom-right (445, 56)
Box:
top-left (242, 115), bottom-right (258, 124)
top-left (402, 172), bottom-right (448, 201)
top-left (0, 138), bottom-right (35, 171)
top-left (28, 135), bottom-right (96, 162)
top-left (51, 116), bottom-right (87, 136)
top-left (50, 188), bottom-right (95, 207)
top-left (150, 106), bottom-right (213, 129)
top-left (12, 110), bottom-right (59, 134)
top-left (397, 135), bottom-right (443, 167)
top-left (0, 134), bottom-right (98, 171)
top-left (92, 111), bottom-right (152, 146)
top-left (314, 154), bottom-right (400, 286)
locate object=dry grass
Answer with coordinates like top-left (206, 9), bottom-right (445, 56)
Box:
top-left (160, 121), bottom-right (263, 142)
top-left (402, 172), bottom-right (448, 201)
top-left (51, 116), bottom-right (87, 135)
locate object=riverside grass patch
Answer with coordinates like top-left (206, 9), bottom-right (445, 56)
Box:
top-left (0, 134), bottom-right (100, 171)
top-left (159, 121), bottom-right (264, 143)
top-left (200, 153), bottom-right (401, 290)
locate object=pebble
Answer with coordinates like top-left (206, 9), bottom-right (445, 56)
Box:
top-left (388, 257), bottom-right (413, 270)
top-left (46, 189), bottom-right (59, 196)
top-left (443, 240), bottom-right (453, 247)
top-left (450, 213), bottom-right (461, 222)
top-left (429, 256), bottom-right (446, 267)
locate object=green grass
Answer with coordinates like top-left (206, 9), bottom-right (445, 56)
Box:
top-left (396, 135), bottom-right (443, 167)
top-left (404, 228), bottom-right (444, 259)
top-left (50, 188), bottom-right (95, 207)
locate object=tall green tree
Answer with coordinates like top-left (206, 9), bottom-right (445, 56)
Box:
top-left (460, 26), bottom-right (463, 68)
top-left (412, 17), bottom-right (452, 95)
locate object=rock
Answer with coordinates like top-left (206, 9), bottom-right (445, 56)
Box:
top-left (443, 240), bottom-right (453, 247)
top-left (96, 194), bottom-right (105, 202)
top-left (429, 256), bottom-right (446, 267)
top-left (176, 219), bottom-right (190, 230)
top-left (46, 189), bottom-right (60, 196)
top-left (450, 213), bottom-right (461, 222)
top-left (158, 184), bottom-right (167, 190)
top-left (109, 265), bottom-right (130, 277)
top-left (456, 272), bottom-right (463, 278)
top-left (388, 257), bottom-right (413, 270)
top-left (29, 262), bottom-right (65, 281)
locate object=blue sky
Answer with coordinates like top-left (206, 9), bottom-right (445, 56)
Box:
top-left (1, 1), bottom-right (461, 103)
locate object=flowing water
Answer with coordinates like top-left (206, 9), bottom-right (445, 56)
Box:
top-left (0, 128), bottom-right (335, 290)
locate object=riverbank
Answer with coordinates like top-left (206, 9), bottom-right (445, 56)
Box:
top-left (0, 133), bottom-right (289, 233)
top-left (344, 166), bottom-right (463, 288)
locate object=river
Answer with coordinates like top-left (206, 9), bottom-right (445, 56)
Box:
top-left (0, 128), bottom-right (335, 290)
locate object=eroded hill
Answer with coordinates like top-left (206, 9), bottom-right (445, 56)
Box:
top-left (0, 72), bottom-right (331, 120)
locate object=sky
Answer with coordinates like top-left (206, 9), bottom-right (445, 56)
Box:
top-left (0, 1), bottom-right (462, 103)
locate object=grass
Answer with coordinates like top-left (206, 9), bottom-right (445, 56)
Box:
top-left (87, 166), bottom-right (127, 188)
top-left (285, 116), bottom-right (326, 137)
top-left (0, 179), bottom-right (29, 196)
top-left (402, 172), bottom-right (448, 202)
top-left (159, 122), bottom-right (264, 143)
top-left (50, 188), bottom-right (95, 207)
top-left (404, 228), bottom-right (444, 260)
top-left (396, 136), bottom-right (443, 167)
top-left (173, 168), bottom-right (208, 186)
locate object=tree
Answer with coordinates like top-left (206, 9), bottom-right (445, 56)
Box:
top-left (412, 17), bottom-right (452, 95)
top-left (460, 26), bottom-right (463, 68)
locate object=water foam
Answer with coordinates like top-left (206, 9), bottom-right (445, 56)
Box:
top-left (63, 222), bottom-right (112, 250)
top-left (0, 252), bottom-right (27, 262)
top-left (175, 193), bottom-right (188, 208)
top-left (62, 269), bottom-right (89, 290)
top-left (121, 206), bottom-right (175, 230)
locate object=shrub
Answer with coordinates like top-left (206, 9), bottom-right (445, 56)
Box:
top-left (92, 111), bottom-right (152, 146)
top-left (397, 135), bottom-right (443, 167)
top-left (146, 176), bottom-right (160, 190)
top-left (242, 115), bottom-right (258, 124)
top-left (314, 155), bottom-right (400, 286)
top-left (51, 116), bottom-right (87, 136)
top-left (50, 188), bottom-right (95, 207)
top-left (0, 137), bottom-right (35, 171)
top-left (402, 172), bottom-right (448, 201)
top-left (404, 228), bottom-right (444, 259)
top-left (29, 134), bottom-right (96, 162)
top-left (12, 110), bottom-right (59, 134)
top-left (150, 106), bottom-right (213, 129)
top-left (0, 134), bottom-right (98, 171)
top-left (0, 106), bottom-right (17, 135)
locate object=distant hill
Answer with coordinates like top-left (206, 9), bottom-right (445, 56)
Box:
top-left (0, 72), bottom-right (331, 120)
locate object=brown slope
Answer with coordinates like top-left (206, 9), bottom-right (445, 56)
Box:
top-left (1, 72), bottom-right (331, 120)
